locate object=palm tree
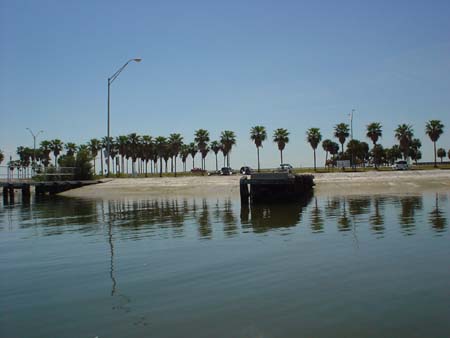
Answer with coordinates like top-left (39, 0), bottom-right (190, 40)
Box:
top-left (306, 128), bottom-right (322, 171)
top-left (346, 139), bottom-right (361, 168)
top-left (334, 123), bottom-right (350, 155)
top-left (385, 145), bottom-right (402, 165)
top-left (329, 142), bottom-right (340, 166)
top-left (180, 144), bottom-right (190, 172)
top-left (65, 142), bottom-right (77, 157)
top-left (127, 133), bottom-right (141, 176)
top-left (220, 130), bottom-right (236, 167)
top-left (366, 122), bottom-right (382, 145)
top-left (188, 142), bottom-right (198, 169)
top-left (371, 144), bottom-right (384, 168)
top-left (395, 124), bottom-right (414, 160)
top-left (322, 139), bottom-right (332, 167)
top-left (210, 141), bottom-right (221, 172)
top-left (39, 140), bottom-right (52, 167)
top-left (273, 128), bottom-right (289, 165)
top-left (155, 136), bottom-right (167, 177)
top-left (101, 136), bottom-right (113, 175)
top-left (0, 150), bottom-right (4, 165)
top-left (50, 139), bottom-right (63, 167)
top-left (141, 135), bottom-right (153, 176)
top-left (88, 139), bottom-right (101, 175)
top-left (169, 133), bottom-right (183, 176)
top-left (194, 129), bottom-right (210, 170)
top-left (409, 138), bottom-right (422, 164)
top-left (425, 120), bottom-right (444, 167)
top-left (250, 126), bottom-right (267, 172)
top-left (116, 135), bottom-right (129, 174)
top-left (437, 148), bottom-right (446, 163)
top-left (200, 145), bottom-right (210, 174)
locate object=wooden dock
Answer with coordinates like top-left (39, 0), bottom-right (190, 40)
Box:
top-left (1, 179), bottom-right (108, 203)
top-left (240, 173), bottom-right (314, 204)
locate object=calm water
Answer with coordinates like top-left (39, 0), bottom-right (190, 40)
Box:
top-left (1, 191), bottom-right (449, 338)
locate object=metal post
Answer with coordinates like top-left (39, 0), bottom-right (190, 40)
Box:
top-left (350, 109), bottom-right (355, 140)
top-left (107, 78), bottom-right (111, 177)
top-left (105, 58), bottom-right (141, 177)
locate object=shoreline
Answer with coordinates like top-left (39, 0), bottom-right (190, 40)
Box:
top-left (59, 169), bottom-right (450, 199)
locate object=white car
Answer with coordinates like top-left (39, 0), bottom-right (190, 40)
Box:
top-left (392, 160), bottom-right (410, 170)
top-left (278, 163), bottom-right (294, 173)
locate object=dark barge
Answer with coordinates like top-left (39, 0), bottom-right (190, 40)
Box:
top-left (240, 172), bottom-right (314, 204)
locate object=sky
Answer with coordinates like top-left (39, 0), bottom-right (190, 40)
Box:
top-left (1, 0), bottom-right (450, 171)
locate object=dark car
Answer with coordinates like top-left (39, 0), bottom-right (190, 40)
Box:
top-left (190, 167), bottom-right (205, 173)
top-left (220, 167), bottom-right (233, 175)
top-left (240, 166), bottom-right (252, 175)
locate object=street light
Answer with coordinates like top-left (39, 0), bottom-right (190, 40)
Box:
top-left (26, 128), bottom-right (44, 170)
top-left (106, 58), bottom-right (142, 176)
top-left (349, 109), bottom-right (355, 140)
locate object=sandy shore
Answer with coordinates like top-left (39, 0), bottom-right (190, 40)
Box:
top-left (59, 170), bottom-right (450, 199)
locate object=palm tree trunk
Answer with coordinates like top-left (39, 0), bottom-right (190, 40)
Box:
top-left (215, 154), bottom-right (218, 171)
top-left (325, 151), bottom-right (328, 169)
top-left (280, 150), bottom-right (283, 165)
top-left (313, 149), bottom-right (316, 171)
top-left (93, 156), bottom-right (96, 175)
top-left (159, 158), bottom-right (163, 177)
top-left (174, 156), bottom-right (177, 177)
top-left (434, 141), bottom-right (437, 167)
top-left (257, 146), bottom-right (260, 172)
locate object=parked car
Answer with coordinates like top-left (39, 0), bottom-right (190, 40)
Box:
top-left (240, 166), bottom-right (252, 175)
top-left (392, 160), bottom-right (410, 170)
top-left (190, 167), bottom-right (205, 173)
top-left (278, 163), bottom-right (293, 173)
top-left (220, 167), bottom-right (233, 175)
top-left (207, 170), bottom-right (221, 176)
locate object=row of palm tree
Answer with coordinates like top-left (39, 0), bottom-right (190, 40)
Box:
top-left (249, 120), bottom-right (445, 171)
top-left (11, 130), bottom-right (238, 177)
top-left (5, 119), bottom-right (447, 176)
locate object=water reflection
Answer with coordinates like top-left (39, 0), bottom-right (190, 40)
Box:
top-left (428, 193), bottom-right (447, 234)
top-left (310, 197), bottom-right (324, 233)
top-left (0, 193), bottom-right (448, 239)
top-left (397, 196), bottom-right (423, 235)
top-left (241, 194), bottom-right (312, 233)
top-left (370, 197), bottom-right (385, 236)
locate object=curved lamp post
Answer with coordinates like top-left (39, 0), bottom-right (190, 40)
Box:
top-left (26, 128), bottom-right (44, 169)
top-left (106, 58), bottom-right (142, 176)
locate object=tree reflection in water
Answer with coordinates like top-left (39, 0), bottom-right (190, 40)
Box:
top-left (397, 196), bottom-right (423, 235)
top-left (429, 193), bottom-right (447, 234)
top-left (222, 198), bottom-right (238, 237)
top-left (370, 197), bottom-right (386, 236)
top-left (310, 197), bottom-right (324, 233)
top-left (338, 198), bottom-right (351, 232)
top-left (197, 198), bottom-right (211, 239)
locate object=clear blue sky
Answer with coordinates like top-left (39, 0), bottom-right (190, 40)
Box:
top-left (1, 0), bottom-right (449, 169)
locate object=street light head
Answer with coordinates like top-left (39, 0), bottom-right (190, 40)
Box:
top-left (133, 58), bottom-right (142, 62)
